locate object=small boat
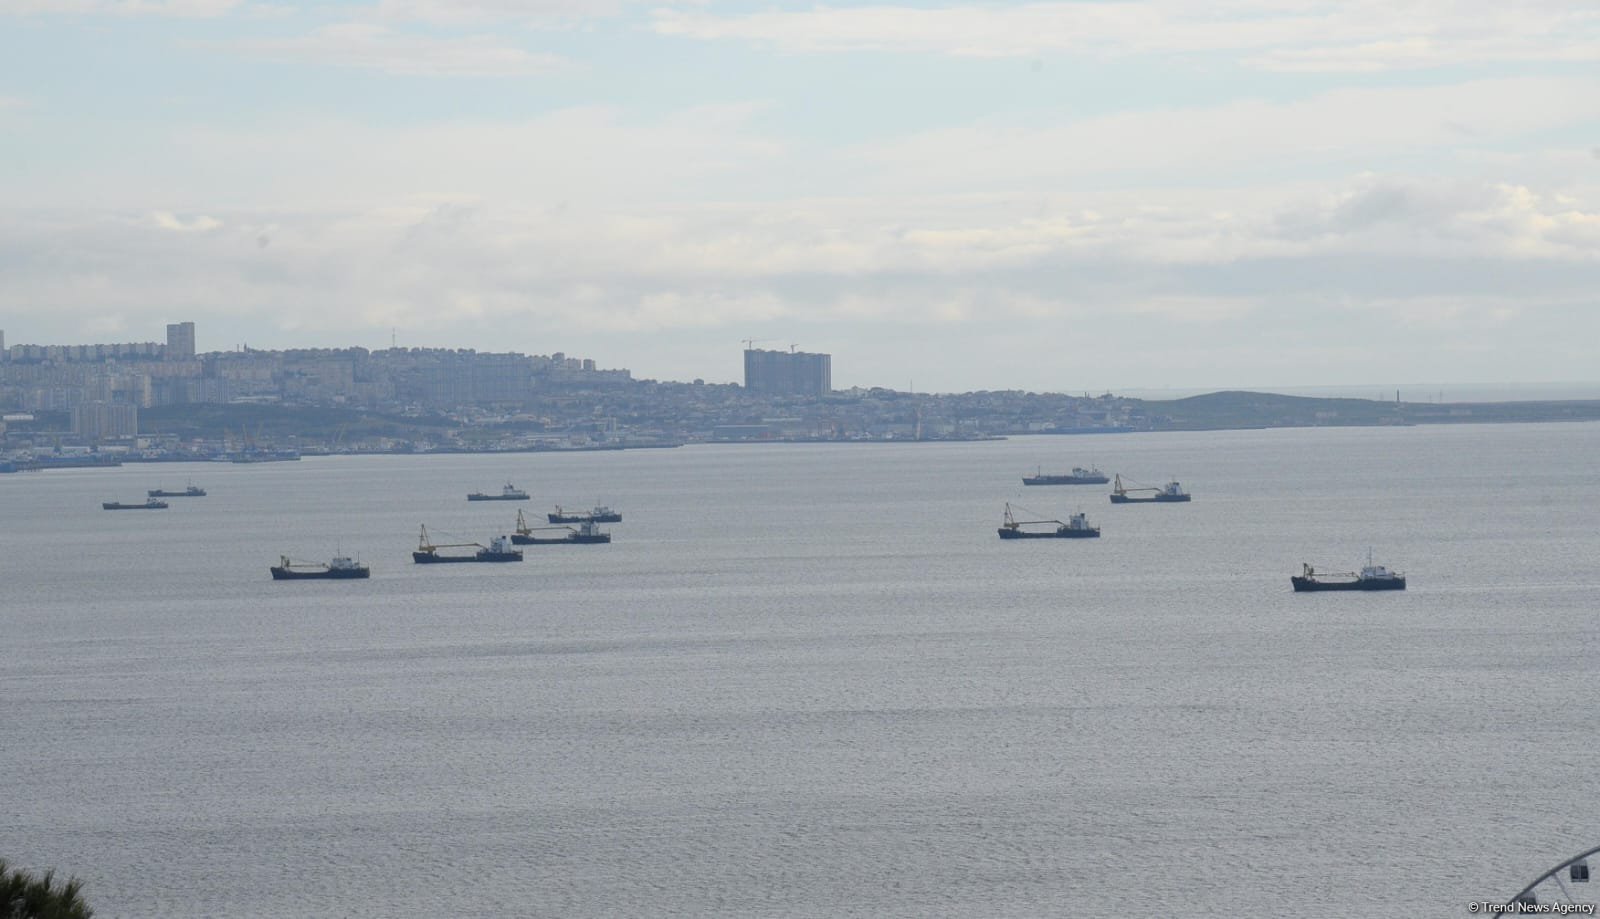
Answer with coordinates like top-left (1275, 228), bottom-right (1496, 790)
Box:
top-left (997, 503), bottom-right (1100, 539)
top-left (148, 483), bottom-right (206, 497)
top-left (512, 510), bottom-right (611, 545)
top-left (103, 498), bottom-right (169, 510)
top-left (1022, 465), bottom-right (1109, 486)
top-left (1109, 474), bottom-right (1191, 503)
top-left (270, 554), bottom-right (370, 580)
top-left (412, 525), bottom-right (523, 563)
top-left (1291, 552), bottom-right (1406, 592)
top-left (468, 483), bottom-right (530, 501)
top-left (548, 504), bottom-right (622, 524)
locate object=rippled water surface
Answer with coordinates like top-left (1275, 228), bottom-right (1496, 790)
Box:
top-left (4, 425), bottom-right (1599, 917)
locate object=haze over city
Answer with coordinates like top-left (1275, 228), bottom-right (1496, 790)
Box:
top-left (1, 1), bottom-right (1596, 391)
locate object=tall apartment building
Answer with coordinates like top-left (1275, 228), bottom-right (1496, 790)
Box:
top-left (166, 322), bottom-right (196, 360)
top-left (71, 401), bottom-right (139, 440)
top-left (743, 347), bottom-right (832, 396)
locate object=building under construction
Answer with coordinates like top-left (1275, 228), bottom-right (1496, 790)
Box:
top-left (743, 346), bottom-right (831, 397)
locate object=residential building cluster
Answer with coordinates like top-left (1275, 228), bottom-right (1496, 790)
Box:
top-left (1, 323), bottom-right (1160, 460)
top-left (0, 323), bottom-right (632, 442)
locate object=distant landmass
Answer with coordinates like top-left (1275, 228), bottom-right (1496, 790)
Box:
top-left (1124, 382), bottom-right (1600, 403)
top-left (1149, 390), bottom-right (1600, 430)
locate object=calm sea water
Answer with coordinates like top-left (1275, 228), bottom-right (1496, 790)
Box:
top-left (4, 425), bottom-right (1599, 918)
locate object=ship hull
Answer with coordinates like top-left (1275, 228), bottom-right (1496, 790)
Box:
top-left (998, 528), bottom-right (1099, 539)
top-left (1291, 577), bottom-right (1405, 592)
top-left (103, 502), bottom-right (168, 510)
top-left (149, 491), bottom-right (205, 498)
top-left (467, 495), bottom-right (529, 501)
top-left (271, 567), bottom-right (370, 580)
top-left (549, 513), bottom-right (622, 523)
top-left (512, 534), bottom-right (611, 545)
top-left (1109, 494), bottom-right (1191, 503)
top-left (1022, 476), bottom-right (1109, 486)
top-left (413, 551), bottom-right (523, 563)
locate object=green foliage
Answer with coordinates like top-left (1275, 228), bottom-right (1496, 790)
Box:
top-left (0, 860), bottom-right (94, 919)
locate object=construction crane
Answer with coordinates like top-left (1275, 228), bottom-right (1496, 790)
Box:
top-left (742, 338), bottom-right (775, 350)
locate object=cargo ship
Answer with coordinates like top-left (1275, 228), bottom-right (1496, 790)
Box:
top-left (103, 498), bottom-right (169, 510)
top-left (997, 503), bottom-right (1100, 539)
top-left (548, 504), bottom-right (622, 524)
top-left (1109, 475), bottom-right (1191, 503)
top-left (1291, 553), bottom-right (1406, 592)
top-left (228, 450), bottom-right (301, 463)
top-left (149, 483), bottom-right (206, 497)
top-left (1022, 465), bottom-right (1109, 486)
top-left (270, 554), bottom-right (370, 580)
top-left (412, 525), bottom-right (524, 563)
top-left (512, 510), bottom-right (611, 545)
top-left (468, 483), bottom-right (530, 501)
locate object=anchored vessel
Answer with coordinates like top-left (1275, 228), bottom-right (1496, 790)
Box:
top-left (270, 554), bottom-right (370, 580)
top-left (512, 510), bottom-right (611, 545)
top-left (548, 504), bottom-right (622, 524)
top-left (1022, 465), bottom-right (1110, 486)
top-left (412, 525), bottom-right (524, 563)
top-left (468, 483), bottom-right (530, 501)
top-left (1291, 553), bottom-right (1406, 592)
top-left (149, 483), bottom-right (206, 497)
top-left (997, 503), bottom-right (1101, 539)
top-left (103, 498), bottom-right (169, 510)
top-left (1109, 474), bottom-right (1191, 503)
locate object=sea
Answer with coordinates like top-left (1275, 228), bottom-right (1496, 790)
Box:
top-left (3, 424), bottom-right (1599, 918)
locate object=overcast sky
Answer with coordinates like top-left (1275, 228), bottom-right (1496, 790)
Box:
top-left (1, 0), bottom-right (1596, 392)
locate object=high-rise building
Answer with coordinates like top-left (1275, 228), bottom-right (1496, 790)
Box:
top-left (71, 401), bottom-right (139, 440)
top-left (743, 347), bottom-right (832, 396)
top-left (165, 321), bottom-right (196, 360)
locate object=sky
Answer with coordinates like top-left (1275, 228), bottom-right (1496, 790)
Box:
top-left (0, 0), bottom-right (1596, 393)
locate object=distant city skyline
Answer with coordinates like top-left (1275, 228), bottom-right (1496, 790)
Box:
top-left (1, 2), bottom-right (1596, 392)
top-left (5, 320), bottom-right (1600, 403)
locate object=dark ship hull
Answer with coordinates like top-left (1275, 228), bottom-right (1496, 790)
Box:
top-left (1023, 475), bottom-right (1109, 486)
top-left (103, 501), bottom-right (168, 510)
top-left (548, 513), bottom-right (622, 523)
top-left (149, 489), bottom-right (206, 497)
top-left (271, 566), bottom-right (370, 580)
top-left (1291, 576), bottom-right (1405, 592)
top-left (998, 527), bottom-right (1099, 539)
top-left (512, 533), bottom-right (611, 545)
top-left (413, 551), bottom-right (523, 563)
top-left (467, 495), bottom-right (529, 501)
top-left (1109, 494), bottom-right (1191, 503)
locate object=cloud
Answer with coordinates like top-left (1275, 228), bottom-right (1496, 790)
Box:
top-left (651, 0), bottom-right (1600, 71)
top-left (81, 103), bottom-right (778, 211)
top-left (3, 168), bottom-right (1596, 387)
top-left (844, 77), bottom-right (1600, 194)
top-left (3, 174), bottom-right (1595, 330)
top-left (371, 0), bottom-right (634, 26)
top-left (0, 0), bottom-right (241, 16)
top-left (1270, 177), bottom-right (1600, 259)
top-left (220, 23), bottom-right (568, 76)
top-left (149, 210), bottom-right (224, 232)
